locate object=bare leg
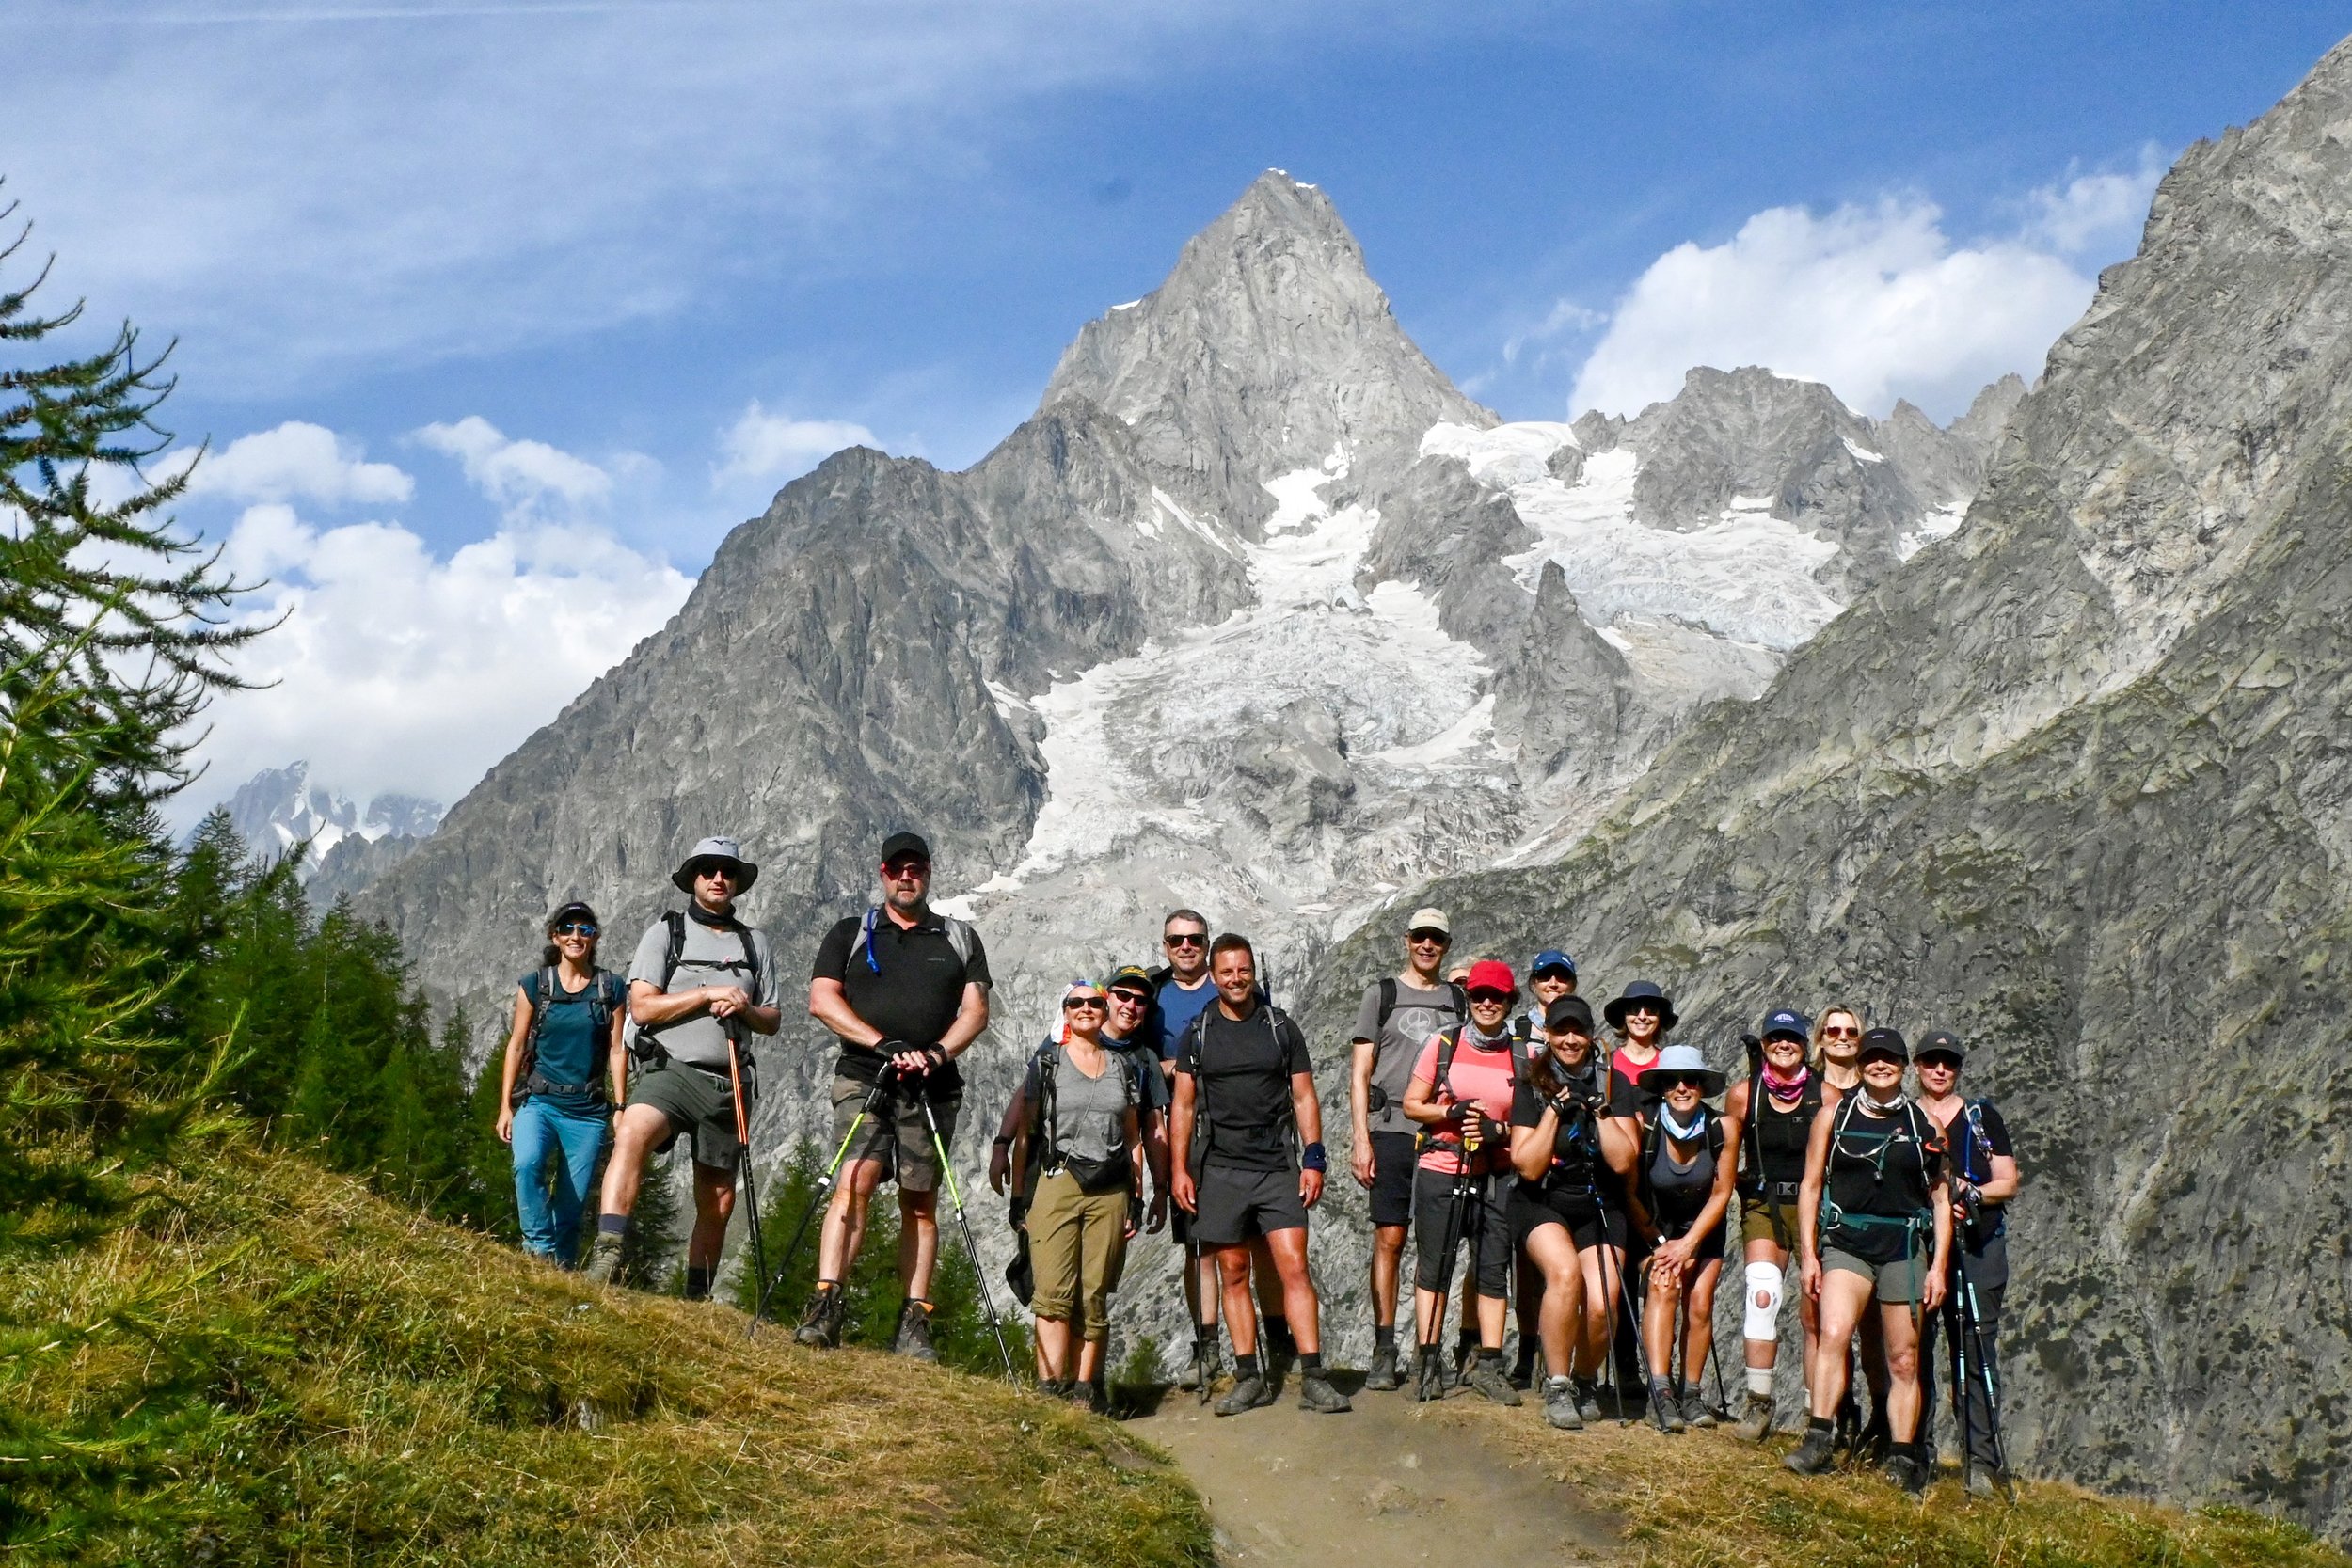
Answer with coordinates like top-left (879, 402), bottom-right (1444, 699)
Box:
top-left (687, 1159), bottom-right (737, 1272)
top-left (898, 1184), bottom-right (939, 1300)
top-left (1216, 1245), bottom-right (1258, 1356)
top-left (1035, 1315), bottom-right (1075, 1381)
top-left (1524, 1225), bottom-right (1583, 1377)
top-left (813, 1158), bottom-right (885, 1284)
top-left (1578, 1244), bottom-right (1621, 1379)
top-left (1684, 1257), bottom-right (1723, 1391)
top-left (596, 1103), bottom-right (672, 1218)
top-left (1808, 1272), bottom-right (1874, 1418)
top-left (1262, 1227), bottom-right (1320, 1352)
top-left (1371, 1224), bottom-right (1406, 1330)
top-left (1880, 1300), bottom-right (1925, 1442)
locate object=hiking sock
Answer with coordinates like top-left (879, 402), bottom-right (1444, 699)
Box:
top-left (1233, 1354), bottom-right (1262, 1381)
top-left (1746, 1366), bottom-right (1774, 1398)
top-left (682, 1265), bottom-right (713, 1301)
top-left (1808, 1416), bottom-right (1834, 1436)
top-left (597, 1213), bottom-right (628, 1237)
top-left (1374, 1325), bottom-right (1396, 1352)
top-left (1298, 1351), bottom-right (1324, 1372)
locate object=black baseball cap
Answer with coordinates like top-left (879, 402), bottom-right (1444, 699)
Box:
top-left (879, 831), bottom-right (931, 864)
top-left (1915, 1030), bottom-right (1965, 1064)
top-left (1857, 1026), bottom-right (1909, 1063)
top-left (1545, 995), bottom-right (1596, 1035)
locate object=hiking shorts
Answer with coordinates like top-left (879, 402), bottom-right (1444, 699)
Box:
top-left (1823, 1244), bottom-right (1929, 1304)
top-left (628, 1060), bottom-right (741, 1172)
top-left (1191, 1164), bottom-right (1306, 1245)
top-left (1510, 1186), bottom-right (1624, 1253)
top-left (1740, 1189), bottom-right (1804, 1252)
top-left (1413, 1166), bottom-right (1511, 1297)
top-left (1367, 1130), bottom-right (1417, 1228)
top-left (832, 1073), bottom-right (960, 1194)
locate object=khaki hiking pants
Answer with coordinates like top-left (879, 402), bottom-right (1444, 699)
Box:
top-left (1027, 1170), bottom-right (1129, 1340)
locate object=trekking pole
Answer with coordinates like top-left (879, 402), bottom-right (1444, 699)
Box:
top-left (1961, 1274), bottom-right (2010, 1490)
top-left (1191, 1233), bottom-right (1215, 1406)
top-left (755, 1069), bottom-right (893, 1323)
top-left (918, 1090), bottom-right (1017, 1381)
top-left (727, 1029), bottom-right (771, 1338)
top-left (1621, 1239), bottom-right (1653, 1426)
top-left (1947, 1288), bottom-right (1970, 1487)
top-left (1420, 1159), bottom-right (1472, 1400)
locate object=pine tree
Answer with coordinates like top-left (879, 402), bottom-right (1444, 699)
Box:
top-left (615, 1151), bottom-right (685, 1291)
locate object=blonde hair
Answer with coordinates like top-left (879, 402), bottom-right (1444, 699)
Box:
top-left (1810, 1004), bottom-right (1865, 1069)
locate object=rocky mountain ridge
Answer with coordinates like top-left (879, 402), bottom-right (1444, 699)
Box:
top-left (219, 761), bottom-right (442, 885)
top-left (1300, 35), bottom-right (2352, 1541)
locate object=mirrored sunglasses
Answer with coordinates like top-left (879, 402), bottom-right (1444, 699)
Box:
top-left (552, 922), bottom-right (597, 938)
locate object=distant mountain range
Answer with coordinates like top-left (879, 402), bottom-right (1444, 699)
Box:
top-left (220, 761), bottom-right (442, 897)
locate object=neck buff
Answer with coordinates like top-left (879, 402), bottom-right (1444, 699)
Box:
top-left (1658, 1102), bottom-right (1708, 1142)
top-left (1856, 1086), bottom-right (1907, 1117)
top-left (687, 901), bottom-right (739, 929)
top-left (1762, 1060), bottom-right (1810, 1097)
top-left (1465, 1021), bottom-right (1513, 1051)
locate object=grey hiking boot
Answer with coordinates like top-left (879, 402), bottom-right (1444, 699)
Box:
top-left (794, 1286), bottom-right (848, 1349)
top-left (1064, 1379), bottom-right (1097, 1412)
top-left (1406, 1349), bottom-right (1444, 1402)
top-left (1296, 1369), bottom-right (1352, 1414)
top-left (1468, 1355), bottom-right (1523, 1407)
top-left (1785, 1423), bottom-right (1837, 1475)
top-left (1035, 1378), bottom-right (1071, 1402)
top-left (893, 1298), bottom-right (937, 1362)
top-left (1214, 1370), bottom-right (1275, 1417)
top-left (1543, 1375), bottom-right (1584, 1431)
top-left (1682, 1386), bottom-right (1717, 1429)
top-left (1573, 1378), bottom-right (1605, 1422)
top-left (1886, 1449), bottom-right (1929, 1497)
top-left (1964, 1462), bottom-right (2000, 1497)
top-left (1733, 1391), bottom-right (1776, 1442)
top-left (1362, 1343), bottom-right (1402, 1391)
top-left (1648, 1385), bottom-right (1686, 1433)
top-left (581, 1234), bottom-right (625, 1287)
top-left (1177, 1341), bottom-right (1216, 1391)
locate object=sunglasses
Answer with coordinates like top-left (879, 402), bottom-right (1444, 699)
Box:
top-left (1062, 997), bottom-right (1105, 1012)
top-left (1406, 930), bottom-right (1451, 945)
top-left (1164, 932), bottom-right (1208, 948)
top-left (1821, 1025), bottom-right (1861, 1039)
top-left (1916, 1055), bottom-right (1961, 1071)
top-left (552, 922), bottom-right (597, 938)
top-left (882, 860), bottom-right (930, 879)
top-left (1466, 989), bottom-right (1511, 1006)
top-left (1107, 990), bottom-right (1151, 1007)
top-left (1662, 1074), bottom-right (1708, 1091)
top-left (689, 861), bottom-right (739, 882)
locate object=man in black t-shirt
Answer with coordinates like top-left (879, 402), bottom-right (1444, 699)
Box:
top-left (797, 831), bottom-right (992, 1358)
top-left (1169, 934), bottom-right (1350, 1418)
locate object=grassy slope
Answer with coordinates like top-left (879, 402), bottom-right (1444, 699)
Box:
top-left (1430, 1397), bottom-right (2348, 1568)
top-left (7, 1145), bottom-right (1210, 1567)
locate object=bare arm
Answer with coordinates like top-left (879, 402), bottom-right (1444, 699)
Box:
top-left (1401, 1067), bottom-right (1450, 1127)
top-left (606, 996), bottom-right (628, 1104)
top-left (1291, 1069), bottom-right (1325, 1208)
top-left (1348, 1037), bottom-right (1377, 1186)
top-left (1796, 1104), bottom-right (1836, 1289)
top-left (495, 986), bottom-right (532, 1138)
top-left (1510, 1111), bottom-right (1555, 1181)
top-left (1974, 1152), bottom-right (2021, 1206)
top-left (939, 981), bottom-right (990, 1057)
top-left (1169, 1070), bottom-right (1198, 1212)
top-left (1687, 1108), bottom-right (1743, 1244)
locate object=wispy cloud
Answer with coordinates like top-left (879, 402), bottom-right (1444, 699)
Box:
top-left (713, 403), bottom-right (878, 489)
top-left (189, 420), bottom-right (413, 505)
top-left (417, 416), bottom-right (620, 514)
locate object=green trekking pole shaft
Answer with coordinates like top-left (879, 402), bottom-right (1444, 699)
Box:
top-left (756, 1070), bottom-right (891, 1323)
top-left (920, 1090), bottom-right (1017, 1382)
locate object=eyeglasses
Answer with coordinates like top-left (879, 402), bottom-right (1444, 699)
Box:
top-left (552, 922), bottom-right (597, 938)
top-left (1406, 930), bottom-right (1450, 946)
top-left (882, 859), bottom-right (930, 879)
top-left (1107, 990), bottom-right (1151, 1008)
top-left (1466, 989), bottom-right (1511, 1006)
top-left (1164, 932), bottom-right (1207, 948)
top-left (1063, 997), bottom-right (1105, 1013)
top-left (1821, 1025), bottom-right (1860, 1039)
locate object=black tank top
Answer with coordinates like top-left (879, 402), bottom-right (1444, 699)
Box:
top-left (1824, 1096), bottom-right (1939, 1260)
top-left (1746, 1077), bottom-right (1820, 1188)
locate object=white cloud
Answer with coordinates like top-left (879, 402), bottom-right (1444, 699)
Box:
top-left (190, 501), bottom-right (693, 819)
top-left (714, 403), bottom-right (878, 487)
top-left (187, 420), bottom-right (414, 505)
top-left (1568, 150), bottom-right (2171, 423)
top-left (415, 416), bottom-right (617, 513)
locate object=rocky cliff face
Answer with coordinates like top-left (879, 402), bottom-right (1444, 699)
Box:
top-left (1299, 37), bottom-right (2352, 1539)
top-left (362, 168), bottom-right (2016, 1414)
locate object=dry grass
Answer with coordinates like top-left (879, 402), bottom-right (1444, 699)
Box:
top-left (4, 1144), bottom-right (1211, 1567)
top-left (1436, 1395), bottom-right (2347, 1568)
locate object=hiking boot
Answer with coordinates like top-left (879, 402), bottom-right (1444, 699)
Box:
top-left (1886, 1450), bottom-right (1928, 1497)
top-left (1214, 1371), bottom-right (1275, 1417)
top-left (1573, 1379), bottom-right (1606, 1423)
top-left (1296, 1369), bottom-right (1352, 1414)
top-left (1964, 1462), bottom-right (2000, 1497)
top-left (1177, 1342), bottom-right (1216, 1391)
top-left (1085, 1379), bottom-right (1111, 1416)
top-left (1648, 1386), bottom-right (1687, 1433)
top-left (581, 1234), bottom-right (625, 1287)
top-left (1733, 1391), bottom-right (1776, 1442)
top-left (1036, 1378), bottom-right (1071, 1402)
top-left (892, 1298), bottom-right (937, 1362)
top-left (1785, 1424), bottom-right (1837, 1475)
top-left (1064, 1379), bottom-right (1097, 1412)
top-left (794, 1286), bottom-right (847, 1349)
top-left (1682, 1386), bottom-right (1717, 1429)
top-left (1543, 1375), bottom-right (1584, 1431)
top-left (1857, 1413), bottom-right (1892, 1468)
top-left (1406, 1350), bottom-right (1444, 1402)
top-left (1362, 1343), bottom-right (1402, 1391)
top-left (1467, 1355), bottom-right (1523, 1407)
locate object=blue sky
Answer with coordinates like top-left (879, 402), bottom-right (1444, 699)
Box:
top-left (13, 1), bottom-right (2344, 820)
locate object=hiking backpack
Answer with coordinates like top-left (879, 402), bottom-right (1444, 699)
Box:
top-left (846, 905), bottom-right (978, 974)
top-left (513, 966), bottom-right (625, 1104)
top-left (629, 910), bottom-right (763, 1064)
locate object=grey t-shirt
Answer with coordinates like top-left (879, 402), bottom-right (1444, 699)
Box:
top-left (1354, 977), bottom-right (1464, 1134)
top-left (628, 911), bottom-right (779, 1071)
top-left (1022, 1044), bottom-right (1137, 1166)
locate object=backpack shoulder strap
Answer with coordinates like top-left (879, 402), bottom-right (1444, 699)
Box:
top-left (736, 925), bottom-right (761, 999)
top-left (660, 911), bottom-right (687, 990)
top-left (1375, 977), bottom-right (1398, 1032)
top-left (943, 916), bottom-right (977, 970)
top-left (1447, 981), bottom-right (1469, 1020)
top-left (1034, 1040), bottom-right (1061, 1154)
top-left (1435, 1023), bottom-right (1465, 1097)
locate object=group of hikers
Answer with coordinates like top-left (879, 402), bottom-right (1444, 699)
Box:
top-left (494, 830), bottom-right (2019, 1498)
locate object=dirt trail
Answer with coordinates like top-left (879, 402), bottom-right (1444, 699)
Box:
top-left (1127, 1375), bottom-right (1622, 1566)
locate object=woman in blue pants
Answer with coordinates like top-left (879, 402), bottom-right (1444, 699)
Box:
top-left (496, 901), bottom-right (628, 1265)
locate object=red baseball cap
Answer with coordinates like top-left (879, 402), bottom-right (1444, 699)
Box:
top-left (1464, 958), bottom-right (1517, 997)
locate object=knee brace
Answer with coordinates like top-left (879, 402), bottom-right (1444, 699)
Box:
top-left (1743, 1260), bottom-right (1786, 1341)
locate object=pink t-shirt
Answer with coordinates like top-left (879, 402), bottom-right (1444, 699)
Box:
top-left (1411, 1031), bottom-right (1518, 1175)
